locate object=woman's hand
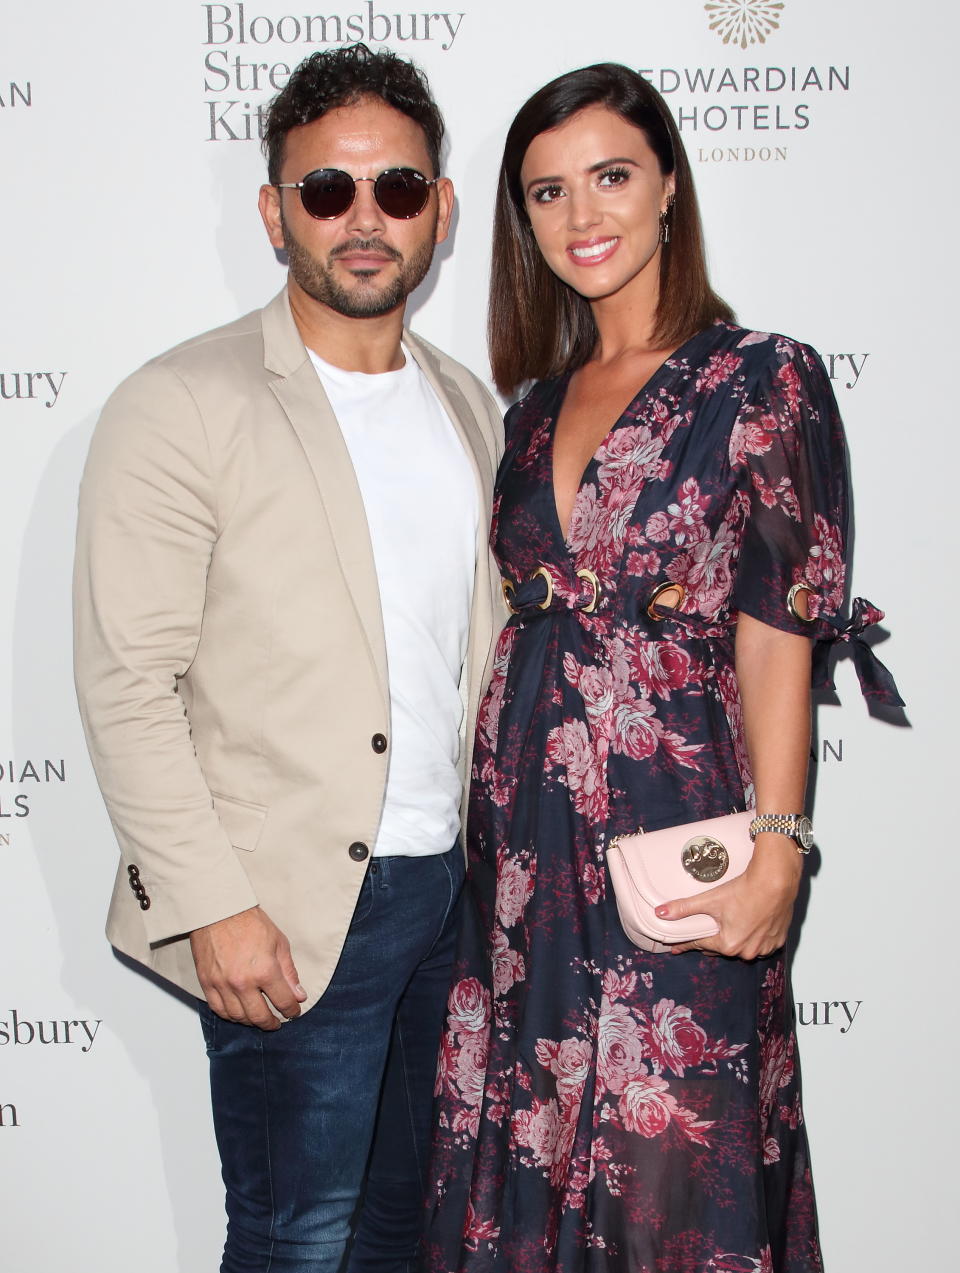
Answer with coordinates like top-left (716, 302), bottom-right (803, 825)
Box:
top-left (658, 833), bottom-right (804, 959)
top-left (662, 611), bottom-right (813, 959)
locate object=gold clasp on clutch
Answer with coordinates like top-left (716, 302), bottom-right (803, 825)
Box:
top-left (681, 835), bottom-right (729, 883)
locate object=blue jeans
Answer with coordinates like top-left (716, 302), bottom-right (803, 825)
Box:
top-left (199, 844), bottom-right (464, 1272)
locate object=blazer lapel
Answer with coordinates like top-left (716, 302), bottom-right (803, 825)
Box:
top-left (261, 292), bottom-right (389, 702)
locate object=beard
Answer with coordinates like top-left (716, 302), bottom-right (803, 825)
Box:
top-left (281, 212), bottom-right (437, 319)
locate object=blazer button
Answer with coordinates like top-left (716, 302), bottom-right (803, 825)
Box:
top-left (371, 733), bottom-right (387, 754)
top-left (348, 842), bottom-right (369, 862)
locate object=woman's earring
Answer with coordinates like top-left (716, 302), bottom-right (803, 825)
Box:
top-left (658, 200), bottom-right (674, 245)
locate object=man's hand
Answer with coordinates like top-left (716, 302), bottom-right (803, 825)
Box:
top-left (190, 906), bottom-right (307, 1030)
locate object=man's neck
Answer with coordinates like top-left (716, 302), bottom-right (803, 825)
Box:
top-left (287, 279), bottom-right (406, 373)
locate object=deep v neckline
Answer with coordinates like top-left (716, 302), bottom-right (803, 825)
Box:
top-left (548, 327), bottom-right (710, 549)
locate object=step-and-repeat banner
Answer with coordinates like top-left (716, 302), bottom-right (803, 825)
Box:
top-left (1, 2), bottom-right (953, 1268)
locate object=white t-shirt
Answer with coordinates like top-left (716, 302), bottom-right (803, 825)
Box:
top-left (308, 346), bottom-right (479, 857)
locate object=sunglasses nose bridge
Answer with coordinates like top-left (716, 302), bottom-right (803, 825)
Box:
top-left (345, 175), bottom-right (387, 229)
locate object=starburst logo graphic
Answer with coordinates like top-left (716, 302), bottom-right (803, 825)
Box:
top-left (704, 0), bottom-right (785, 48)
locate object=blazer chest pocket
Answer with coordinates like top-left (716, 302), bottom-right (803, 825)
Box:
top-left (211, 793), bottom-right (268, 852)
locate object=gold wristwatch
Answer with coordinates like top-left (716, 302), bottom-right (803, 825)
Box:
top-left (748, 814), bottom-right (814, 854)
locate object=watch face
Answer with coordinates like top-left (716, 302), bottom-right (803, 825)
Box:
top-left (797, 816), bottom-right (814, 851)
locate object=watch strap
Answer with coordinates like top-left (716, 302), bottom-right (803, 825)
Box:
top-left (748, 813), bottom-right (812, 854)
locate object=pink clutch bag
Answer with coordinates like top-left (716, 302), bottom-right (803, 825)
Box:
top-left (606, 811), bottom-right (754, 952)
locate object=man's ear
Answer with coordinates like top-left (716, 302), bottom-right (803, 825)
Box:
top-left (434, 177), bottom-right (455, 247)
top-left (259, 184), bottom-right (285, 250)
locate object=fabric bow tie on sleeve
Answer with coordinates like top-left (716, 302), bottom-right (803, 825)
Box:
top-left (812, 596), bottom-right (904, 707)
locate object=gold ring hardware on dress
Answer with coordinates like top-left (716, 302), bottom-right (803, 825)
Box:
top-left (681, 835), bottom-right (730, 883)
top-left (786, 581), bottom-right (816, 623)
top-left (575, 567), bottom-right (600, 614)
top-left (501, 578), bottom-right (518, 614)
top-left (647, 580), bottom-right (686, 620)
top-left (531, 565), bottom-right (554, 610)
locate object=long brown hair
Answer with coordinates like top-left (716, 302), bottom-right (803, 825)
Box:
top-left (489, 63), bottom-right (733, 396)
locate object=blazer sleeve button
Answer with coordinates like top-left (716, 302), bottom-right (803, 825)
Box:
top-left (348, 842), bottom-right (370, 862)
top-left (371, 733), bottom-right (387, 754)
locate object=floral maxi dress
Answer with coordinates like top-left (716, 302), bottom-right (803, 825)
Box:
top-left (424, 324), bottom-right (884, 1273)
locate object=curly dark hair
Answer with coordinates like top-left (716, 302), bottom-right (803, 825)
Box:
top-left (263, 43), bottom-right (445, 183)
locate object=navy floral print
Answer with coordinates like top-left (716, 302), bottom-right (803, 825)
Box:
top-left (424, 324), bottom-right (876, 1272)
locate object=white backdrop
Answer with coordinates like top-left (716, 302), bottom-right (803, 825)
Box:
top-left (1, 1), bottom-right (955, 1268)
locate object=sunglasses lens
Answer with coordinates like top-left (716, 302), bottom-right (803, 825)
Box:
top-left (374, 169), bottom-right (431, 219)
top-left (299, 169), bottom-right (355, 219)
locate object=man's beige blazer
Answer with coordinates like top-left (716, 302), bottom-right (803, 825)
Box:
top-left (74, 290), bottom-right (505, 1011)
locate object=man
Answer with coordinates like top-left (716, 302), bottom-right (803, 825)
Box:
top-left (74, 44), bottom-right (503, 1272)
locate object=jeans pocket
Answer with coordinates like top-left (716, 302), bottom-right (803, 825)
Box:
top-left (199, 1001), bottom-right (219, 1055)
top-left (348, 869), bottom-right (375, 927)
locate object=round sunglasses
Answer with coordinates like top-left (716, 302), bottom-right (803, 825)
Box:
top-left (275, 167), bottom-right (438, 220)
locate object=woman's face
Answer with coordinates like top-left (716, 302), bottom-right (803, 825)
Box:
top-left (519, 104), bottom-right (674, 305)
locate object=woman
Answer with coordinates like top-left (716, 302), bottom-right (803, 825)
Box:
top-left (424, 64), bottom-right (898, 1272)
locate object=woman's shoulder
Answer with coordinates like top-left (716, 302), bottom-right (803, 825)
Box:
top-left (503, 372), bottom-right (567, 432)
top-left (699, 321), bottom-right (823, 370)
top-left (691, 323), bottom-right (834, 411)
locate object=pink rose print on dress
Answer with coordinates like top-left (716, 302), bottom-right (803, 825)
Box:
top-left (447, 977), bottom-right (491, 1035)
top-left (596, 997), bottom-right (647, 1095)
top-left (695, 351), bottom-right (743, 393)
top-left (476, 632), bottom-right (515, 755)
top-left (545, 718), bottom-right (609, 825)
top-left (512, 1095), bottom-right (577, 1183)
top-left (777, 356), bottom-right (802, 418)
top-left (729, 409), bottom-right (778, 467)
top-left (648, 998), bottom-right (708, 1076)
top-left (618, 1069), bottom-right (715, 1145)
top-left (462, 1201), bottom-right (500, 1253)
top-left (659, 477), bottom-right (712, 546)
top-left (625, 547), bottom-right (662, 577)
top-left (618, 1070), bottom-right (676, 1137)
top-left (536, 1036), bottom-right (593, 1105)
top-left (454, 1031), bottom-right (490, 1109)
top-left (582, 861), bottom-right (605, 905)
top-left (566, 483), bottom-right (603, 554)
top-left (562, 654), bottom-right (614, 735)
top-left (797, 513), bottom-right (845, 617)
top-left (611, 692), bottom-right (661, 763)
top-left (612, 688), bottom-right (704, 771)
top-left (515, 418), bottom-right (550, 471)
top-left (646, 394), bottom-right (688, 443)
top-left (630, 641), bottom-right (693, 701)
top-left (715, 662), bottom-right (754, 796)
top-left (495, 854), bottom-right (536, 929)
top-left (750, 470), bottom-right (802, 522)
top-left (595, 424), bottom-right (672, 492)
top-left (491, 928), bottom-right (526, 998)
top-left (759, 1025), bottom-right (796, 1164)
top-left (667, 516), bottom-right (738, 616)
top-left (644, 477), bottom-right (720, 561)
top-left (437, 978), bottom-right (492, 1137)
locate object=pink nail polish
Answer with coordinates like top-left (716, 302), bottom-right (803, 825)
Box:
top-left (655, 906), bottom-right (669, 919)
